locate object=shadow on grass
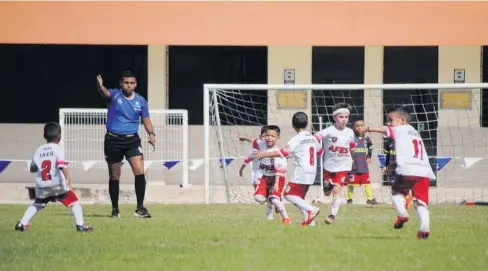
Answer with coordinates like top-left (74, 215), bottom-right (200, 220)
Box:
top-left (335, 235), bottom-right (401, 240)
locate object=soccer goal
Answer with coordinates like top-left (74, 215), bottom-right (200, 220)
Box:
top-left (59, 108), bottom-right (189, 187)
top-left (203, 83), bottom-right (488, 204)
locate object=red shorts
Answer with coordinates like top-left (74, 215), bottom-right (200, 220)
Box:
top-left (254, 175), bottom-right (286, 200)
top-left (392, 175), bottom-right (430, 206)
top-left (323, 170), bottom-right (349, 187)
top-left (283, 182), bottom-right (310, 199)
top-left (34, 190), bottom-right (79, 207)
top-left (348, 172), bottom-right (370, 186)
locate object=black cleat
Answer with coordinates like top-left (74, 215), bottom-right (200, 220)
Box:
top-left (134, 207), bottom-right (151, 218)
top-left (366, 198), bottom-right (379, 205)
top-left (15, 222), bottom-right (29, 232)
top-left (111, 208), bottom-right (120, 218)
top-left (76, 224), bottom-right (94, 232)
top-left (417, 231), bottom-right (430, 240)
top-left (347, 199), bottom-right (353, 204)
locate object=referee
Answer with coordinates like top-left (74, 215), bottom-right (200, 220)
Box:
top-left (96, 71), bottom-right (156, 218)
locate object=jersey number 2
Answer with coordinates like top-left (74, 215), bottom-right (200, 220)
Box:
top-left (412, 139), bottom-right (424, 160)
top-left (309, 147), bottom-right (315, 166)
top-left (41, 160), bottom-right (52, 181)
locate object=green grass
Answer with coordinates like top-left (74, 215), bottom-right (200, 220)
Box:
top-left (0, 204), bottom-right (487, 271)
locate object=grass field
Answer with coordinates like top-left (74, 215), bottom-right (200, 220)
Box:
top-left (1, 203), bottom-right (487, 271)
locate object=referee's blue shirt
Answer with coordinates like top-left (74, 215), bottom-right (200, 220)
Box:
top-left (106, 88), bottom-right (150, 135)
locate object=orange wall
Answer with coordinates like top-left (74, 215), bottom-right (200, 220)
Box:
top-left (1, 1), bottom-right (487, 46)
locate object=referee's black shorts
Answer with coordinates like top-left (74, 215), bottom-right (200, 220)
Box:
top-left (104, 132), bottom-right (143, 164)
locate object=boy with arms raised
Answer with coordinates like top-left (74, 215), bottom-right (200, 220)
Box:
top-left (366, 106), bottom-right (434, 239)
top-left (347, 120), bottom-right (379, 205)
top-left (239, 125), bottom-right (276, 220)
top-left (314, 103), bottom-right (356, 224)
top-left (15, 122), bottom-right (93, 232)
top-left (254, 112), bottom-right (322, 226)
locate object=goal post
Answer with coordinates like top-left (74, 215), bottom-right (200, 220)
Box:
top-left (59, 108), bottom-right (189, 188)
top-left (204, 83), bottom-right (488, 205)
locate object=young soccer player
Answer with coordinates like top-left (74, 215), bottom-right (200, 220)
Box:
top-left (347, 120), bottom-right (378, 205)
top-left (383, 137), bottom-right (413, 209)
top-left (366, 106), bottom-right (435, 239)
top-left (15, 122), bottom-right (93, 233)
top-left (239, 125), bottom-right (276, 220)
top-left (314, 103), bottom-right (355, 224)
top-left (254, 112), bottom-right (322, 226)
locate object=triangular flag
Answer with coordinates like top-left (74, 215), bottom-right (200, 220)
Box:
top-left (163, 160), bottom-right (179, 170)
top-left (144, 160), bottom-right (153, 171)
top-left (25, 160), bottom-right (32, 171)
top-left (463, 157), bottom-right (482, 169)
top-left (189, 159), bottom-right (204, 171)
top-left (377, 154), bottom-right (386, 168)
top-left (218, 158), bottom-right (234, 168)
top-left (434, 157), bottom-right (451, 171)
top-left (82, 161), bottom-right (98, 171)
top-left (0, 160), bottom-right (11, 173)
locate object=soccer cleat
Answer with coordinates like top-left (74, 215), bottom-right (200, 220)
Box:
top-left (76, 224), bottom-right (94, 232)
top-left (324, 215), bottom-right (335, 225)
top-left (134, 207), bottom-right (152, 218)
top-left (111, 208), bottom-right (120, 218)
top-left (393, 216), bottom-right (409, 229)
top-left (14, 222), bottom-right (29, 232)
top-left (417, 231), bottom-right (430, 240)
top-left (282, 218), bottom-right (292, 225)
top-left (303, 207), bottom-right (320, 225)
top-left (366, 198), bottom-right (379, 205)
top-left (347, 199), bottom-right (353, 204)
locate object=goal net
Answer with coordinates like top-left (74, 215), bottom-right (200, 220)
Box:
top-left (204, 83), bottom-right (488, 204)
top-left (59, 108), bottom-right (189, 187)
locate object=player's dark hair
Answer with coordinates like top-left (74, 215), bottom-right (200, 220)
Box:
top-left (120, 70), bottom-right (136, 80)
top-left (43, 122), bottom-right (61, 142)
top-left (260, 125), bottom-right (269, 135)
top-left (264, 125), bottom-right (281, 135)
top-left (387, 106), bottom-right (410, 122)
top-left (292, 112), bottom-right (308, 129)
top-left (332, 102), bottom-right (352, 112)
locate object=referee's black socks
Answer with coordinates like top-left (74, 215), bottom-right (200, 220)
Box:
top-left (109, 179), bottom-right (120, 210)
top-left (135, 174), bottom-right (146, 209)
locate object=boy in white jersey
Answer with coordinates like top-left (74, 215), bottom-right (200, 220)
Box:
top-left (14, 122), bottom-right (93, 233)
top-left (254, 112), bottom-right (323, 226)
top-left (314, 103), bottom-right (356, 224)
top-left (366, 106), bottom-right (435, 240)
top-left (239, 125), bottom-right (276, 220)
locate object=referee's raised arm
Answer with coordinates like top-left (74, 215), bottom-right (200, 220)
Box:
top-left (98, 70), bottom-right (154, 219)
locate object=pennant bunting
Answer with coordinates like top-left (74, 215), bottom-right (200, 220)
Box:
top-left (82, 161), bottom-right (98, 171)
top-left (0, 160), bottom-right (11, 173)
top-left (25, 160), bottom-right (32, 171)
top-left (189, 159), bottom-right (204, 171)
top-left (144, 160), bottom-right (153, 172)
top-left (163, 160), bottom-right (179, 170)
top-left (434, 157), bottom-right (451, 171)
top-left (463, 157), bottom-right (482, 169)
top-left (218, 158), bottom-right (234, 168)
top-left (377, 154), bottom-right (386, 168)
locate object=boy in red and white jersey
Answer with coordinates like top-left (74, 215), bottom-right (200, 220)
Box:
top-left (254, 112), bottom-right (323, 226)
top-left (367, 106), bottom-right (435, 240)
top-left (314, 103), bottom-right (355, 224)
top-left (14, 122), bottom-right (93, 233)
top-left (239, 125), bottom-right (276, 220)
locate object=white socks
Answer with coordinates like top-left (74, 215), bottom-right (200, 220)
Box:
top-left (285, 195), bottom-right (315, 212)
top-left (71, 203), bottom-right (85, 226)
top-left (270, 197), bottom-right (289, 219)
top-left (416, 205), bottom-right (430, 232)
top-left (330, 197), bottom-right (342, 217)
top-left (20, 204), bottom-right (43, 225)
top-left (392, 194), bottom-right (408, 217)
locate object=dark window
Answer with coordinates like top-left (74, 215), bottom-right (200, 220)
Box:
top-left (383, 46), bottom-right (439, 186)
top-left (168, 46), bottom-right (267, 125)
top-left (0, 44), bottom-right (148, 123)
top-left (311, 46), bottom-right (365, 132)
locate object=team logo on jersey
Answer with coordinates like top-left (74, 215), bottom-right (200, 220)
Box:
top-left (117, 98), bottom-right (123, 105)
top-left (332, 137), bottom-right (337, 143)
